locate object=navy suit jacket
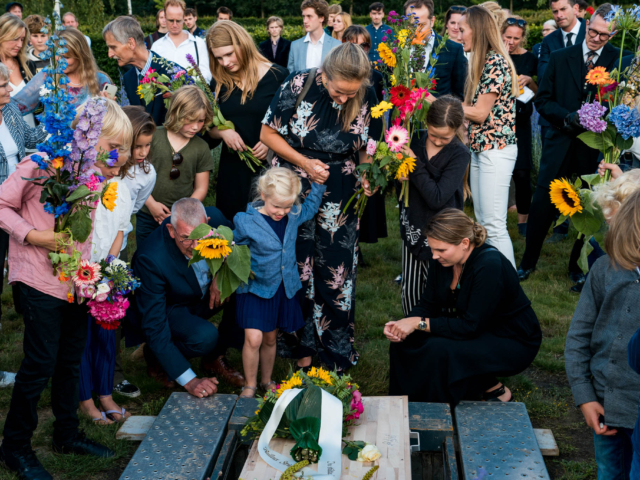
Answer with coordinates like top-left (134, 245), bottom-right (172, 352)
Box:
top-left (537, 19), bottom-right (586, 83)
top-left (128, 207), bottom-right (231, 381)
top-left (259, 38), bottom-right (292, 69)
top-left (432, 35), bottom-right (467, 100)
top-left (123, 52), bottom-right (178, 126)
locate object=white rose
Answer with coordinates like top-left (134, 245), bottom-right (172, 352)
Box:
top-left (357, 444), bottom-right (381, 462)
top-left (97, 283), bottom-right (111, 294)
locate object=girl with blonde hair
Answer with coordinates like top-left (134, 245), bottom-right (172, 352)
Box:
top-left (12, 27), bottom-right (112, 116)
top-left (458, 5), bottom-right (519, 268)
top-left (332, 12), bottom-right (352, 41)
top-left (206, 20), bottom-right (288, 221)
top-left (261, 42), bottom-right (383, 372)
top-left (232, 167), bottom-right (326, 397)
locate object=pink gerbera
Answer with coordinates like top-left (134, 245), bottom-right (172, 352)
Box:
top-left (385, 125), bottom-right (409, 153)
top-left (73, 260), bottom-right (102, 286)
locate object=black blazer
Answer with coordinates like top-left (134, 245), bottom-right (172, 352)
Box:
top-left (534, 42), bottom-right (621, 187)
top-left (126, 207), bottom-right (231, 380)
top-left (259, 38), bottom-right (291, 69)
top-left (123, 52), bottom-right (178, 126)
top-left (538, 19), bottom-right (586, 82)
top-left (432, 34), bottom-right (467, 100)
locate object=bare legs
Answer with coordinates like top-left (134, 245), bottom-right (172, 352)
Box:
top-left (242, 328), bottom-right (277, 397)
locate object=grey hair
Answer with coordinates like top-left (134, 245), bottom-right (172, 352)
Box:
top-left (102, 16), bottom-right (145, 47)
top-left (543, 19), bottom-right (557, 29)
top-left (0, 62), bottom-right (9, 82)
top-left (171, 198), bottom-right (207, 229)
top-left (62, 12), bottom-right (77, 21)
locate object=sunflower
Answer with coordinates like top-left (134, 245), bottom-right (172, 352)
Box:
top-left (136, 84), bottom-right (144, 99)
top-left (195, 237), bottom-right (232, 259)
top-left (308, 367), bottom-right (333, 385)
top-left (378, 43), bottom-right (396, 68)
top-left (276, 375), bottom-right (304, 397)
top-left (397, 29), bottom-right (410, 47)
top-left (549, 178), bottom-right (583, 217)
top-left (371, 101), bottom-right (393, 119)
top-left (73, 260), bottom-right (102, 286)
top-left (395, 156), bottom-right (416, 180)
top-left (101, 182), bottom-right (118, 212)
top-left (586, 66), bottom-right (612, 86)
top-left (390, 85), bottom-right (411, 107)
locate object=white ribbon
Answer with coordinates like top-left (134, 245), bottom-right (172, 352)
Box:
top-left (257, 388), bottom-right (343, 479)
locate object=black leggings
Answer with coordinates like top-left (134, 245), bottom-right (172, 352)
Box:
top-left (513, 168), bottom-right (532, 216)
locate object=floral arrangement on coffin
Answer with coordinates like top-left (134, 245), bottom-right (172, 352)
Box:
top-left (137, 65), bottom-right (195, 108)
top-left (550, 5), bottom-right (640, 271)
top-left (22, 13), bottom-right (120, 298)
top-left (73, 255), bottom-right (140, 329)
top-left (185, 54), bottom-right (263, 172)
top-left (344, 9), bottom-right (445, 217)
top-left (187, 223), bottom-right (251, 301)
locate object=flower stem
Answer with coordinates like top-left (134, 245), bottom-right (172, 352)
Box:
top-left (614, 29), bottom-right (626, 107)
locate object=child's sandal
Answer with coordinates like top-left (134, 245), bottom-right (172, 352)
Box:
top-left (260, 381), bottom-right (277, 393)
top-left (239, 385), bottom-right (257, 398)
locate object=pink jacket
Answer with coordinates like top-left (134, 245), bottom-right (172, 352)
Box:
top-left (0, 157), bottom-right (94, 301)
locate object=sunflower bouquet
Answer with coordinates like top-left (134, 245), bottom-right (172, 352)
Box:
top-left (187, 223), bottom-right (251, 301)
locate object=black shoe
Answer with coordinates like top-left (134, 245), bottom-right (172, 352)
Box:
top-left (569, 271), bottom-right (586, 285)
top-left (545, 232), bottom-right (567, 244)
top-left (517, 267), bottom-right (535, 281)
top-left (517, 223), bottom-right (527, 238)
top-left (52, 431), bottom-right (114, 458)
top-left (570, 283), bottom-right (585, 294)
top-left (113, 380), bottom-right (141, 398)
top-left (0, 445), bottom-right (53, 480)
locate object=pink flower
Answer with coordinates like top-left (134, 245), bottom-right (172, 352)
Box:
top-left (77, 284), bottom-right (96, 299)
top-left (88, 296), bottom-right (130, 329)
top-left (73, 260), bottom-right (102, 286)
top-left (366, 139), bottom-right (377, 156)
top-left (385, 125), bottom-right (409, 152)
top-left (85, 174), bottom-right (102, 192)
top-left (95, 292), bottom-right (108, 302)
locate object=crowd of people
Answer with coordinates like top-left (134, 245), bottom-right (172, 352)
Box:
top-left (0, 0), bottom-right (639, 478)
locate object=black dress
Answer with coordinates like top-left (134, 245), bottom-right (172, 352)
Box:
top-left (511, 51), bottom-right (538, 171)
top-left (211, 65), bottom-right (288, 221)
top-left (389, 244), bottom-right (542, 405)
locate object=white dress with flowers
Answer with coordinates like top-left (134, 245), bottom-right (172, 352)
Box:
top-left (90, 180), bottom-right (133, 262)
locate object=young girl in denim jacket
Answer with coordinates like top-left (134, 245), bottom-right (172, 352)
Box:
top-left (232, 167), bottom-right (327, 397)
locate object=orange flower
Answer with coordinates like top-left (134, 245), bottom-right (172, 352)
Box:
top-left (59, 272), bottom-right (69, 282)
top-left (586, 67), bottom-right (612, 86)
top-left (52, 157), bottom-right (64, 169)
top-left (396, 153), bottom-right (403, 160)
top-left (67, 292), bottom-right (74, 303)
top-left (412, 29), bottom-right (429, 45)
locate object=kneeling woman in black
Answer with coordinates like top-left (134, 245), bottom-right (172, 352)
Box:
top-left (385, 209), bottom-right (541, 405)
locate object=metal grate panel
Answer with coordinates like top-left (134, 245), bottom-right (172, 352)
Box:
top-left (119, 393), bottom-right (237, 480)
top-left (455, 402), bottom-right (550, 480)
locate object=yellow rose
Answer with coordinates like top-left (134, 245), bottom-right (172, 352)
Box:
top-left (357, 444), bottom-right (381, 462)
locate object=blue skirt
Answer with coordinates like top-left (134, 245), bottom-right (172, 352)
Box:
top-left (236, 283), bottom-right (304, 333)
top-left (79, 315), bottom-right (116, 401)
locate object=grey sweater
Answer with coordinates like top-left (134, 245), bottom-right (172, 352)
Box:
top-left (565, 255), bottom-right (640, 429)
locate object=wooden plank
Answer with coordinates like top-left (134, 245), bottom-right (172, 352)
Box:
top-left (239, 396), bottom-right (411, 479)
top-left (115, 415), bottom-right (156, 441)
top-left (534, 428), bottom-right (559, 456)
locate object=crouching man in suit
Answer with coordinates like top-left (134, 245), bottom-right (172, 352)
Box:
top-left (127, 198), bottom-right (245, 396)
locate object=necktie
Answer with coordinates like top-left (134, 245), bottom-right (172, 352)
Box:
top-left (566, 32), bottom-right (574, 47)
top-left (586, 50), bottom-right (597, 71)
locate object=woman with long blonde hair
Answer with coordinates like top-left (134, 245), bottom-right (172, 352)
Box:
top-left (260, 42), bottom-right (383, 373)
top-left (205, 20), bottom-right (288, 221)
top-left (12, 27), bottom-right (112, 116)
top-left (332, 12), bottom-right (352, 41)
top-left (458, 5), bottom-right (519, 268)
top-left (0, 13), bottom-right (35, 126)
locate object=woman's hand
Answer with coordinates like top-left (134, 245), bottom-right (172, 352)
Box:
top-left (361, 175), bottom-right (379, 196)
top-left (518, 75), bottom-right (533, 89)
top-left (219, 129), bottom-right (247, 152)
top-left (303, 158), bottom-right (329, 183)
top-left (598, 160), bottom-right (622, 179)
top-left (25, 228), bottom-right (68, 252)
top-left (252, 141), bottom-right (269, 160)
top-left (384, 317), bottom-right (420, 341)
top-left (147, 199), bottom-right (171, 224)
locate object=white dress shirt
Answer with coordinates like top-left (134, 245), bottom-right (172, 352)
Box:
top-left (562, 20), bottom-right (581, 47)
top-left (151, 30), bottom-right (212, 83)
top-left (582, 40), bottom-right (604, 65)
top-left (305, 32), bottom-right (325, 69)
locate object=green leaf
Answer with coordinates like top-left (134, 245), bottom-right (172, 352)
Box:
top-left (415, 72), bottom-right (430, 89)
top-left (258, 399), bottom-right (276, 425)
top-left (216, 225), bottom-right (234, 242)
top-left (573, 177), bottom-right (582, 190)
top-left (284, 390), bottom-right (304, 424)
top-left (65, 185), bottom-right (91, 203)
top-left (205, 257), bottom-right (224, 277)
top-left (554, 214), bottom-right (568, 227)
top-left (401, 49), bottom-right (411, 64)
top-left (379, 156), bottom-right (393, 168)
top-left (581, 173), bottom-right (603, 187)
top-left (571, 210), bottom-right (603, 238)
top-left (593, 220), bottom-right (608, 248)
top-left (217, 264), bottom-right (242, 301)
top-left (296, 376), bottom-right (323, 420)
top-left (578, 131), bottom-right (605, 151)
top-left (578, 236), bottom-right (594, 274)
top-left (49, 252), bottom-right (60, 264)
top-left (59, 253), bottom-right (70, 263)
top-left (226, 245), bottom-right (251, 284)
top-left (616, 134), bottom-right (634, 151)
top-left (187, 223), bottom-right (213, 240)
top-left (69, 210), bottom-right (92, 243)
top-left (187, 251), bottom-right (203, 267)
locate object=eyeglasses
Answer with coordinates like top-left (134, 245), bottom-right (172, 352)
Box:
top-left (449, 5), bottom-right (466, 12)
top-left (505, 18), bottom-right (527, 27)
top-left (170, 152), bottom-right (183, 180)
top-left (167, 19), bottom-right (183, 24)
top-left (587, 27), bottom-right (612, 41)
top-left (177, 236), bottom-right (197, 246)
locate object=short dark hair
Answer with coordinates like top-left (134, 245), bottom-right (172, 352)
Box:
top-left (369, 2), bottom-right (384, 12)
top-left (593, 2), bottom-right (614, 20)
top-left (216, 6), bottom-right (233, 18)
top-left (403, 0), bottom-right (435, 17)
top-left (301, 0), bottom-right (330, 27)
top-left (549, 0), bottom-right (577, 8)
top-left (343, 24), bottom-right (371, 44)
top-left (184, 7), bottom-right (197, 16)
top-left (575, 0), bottom-right (588, 10)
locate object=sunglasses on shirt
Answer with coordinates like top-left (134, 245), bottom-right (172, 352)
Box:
top-left (505, 17), bottom-right (528, 27)
top-left (170, 152), bottom-right (184, 180)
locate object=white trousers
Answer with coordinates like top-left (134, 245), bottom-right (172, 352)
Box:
top-left (470, 144), bottom-right (517, 268)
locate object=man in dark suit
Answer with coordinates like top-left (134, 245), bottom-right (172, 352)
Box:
top-left (127, 198), bottom-right (245, 395)
top-left (259, 17), bottom-right (292, 69)
top-left (518, 4), bottom-right (621, 281)
top-left (103, 16), bottom-right (177, 126)
top-left (403, 0), bottom-right (467, 99)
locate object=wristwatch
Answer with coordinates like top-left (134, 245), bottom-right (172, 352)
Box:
top-left (418, 317), bottom-right (427, 331)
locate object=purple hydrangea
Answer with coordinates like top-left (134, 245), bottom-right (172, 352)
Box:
top-left (578, 101), bottom-right (607, 133)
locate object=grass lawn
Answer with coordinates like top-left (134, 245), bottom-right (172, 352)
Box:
top-left (0, 193), bottom-right (597, 480)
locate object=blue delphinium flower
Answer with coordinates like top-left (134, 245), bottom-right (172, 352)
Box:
top-left (107, 149), bottom-right (119, 167)
top-left (30, 154), bottom-right (49, 170)
top-left (605, 5), bottom-right (620, 22)
top-left (609, 104), bottom-right (640, 139)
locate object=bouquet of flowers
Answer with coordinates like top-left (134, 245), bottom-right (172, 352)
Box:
top-left (187, 223), bottom-right (251, 301)
top-left (22, 13), bottom-right (120, 298)
top-left (73, 255), bottom-right (140, 329)
top-left (137, 65), bottom-right (195, 109)
top-left (344, 9), bottom-right (444, 217)
top-left (185, 54), bottom-right (264, 172)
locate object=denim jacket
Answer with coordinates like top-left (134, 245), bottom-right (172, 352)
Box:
top-left (233, 182), bottom-right (326, 299)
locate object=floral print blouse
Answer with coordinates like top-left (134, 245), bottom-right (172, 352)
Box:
top-left (468, 51), bottom-right (516, 153)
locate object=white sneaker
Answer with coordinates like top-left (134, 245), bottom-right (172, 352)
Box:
top-left (0, 371), bottom-right (17, 387)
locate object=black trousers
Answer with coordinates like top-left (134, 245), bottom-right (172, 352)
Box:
top-left (135, 211), bottom-right (160, 250)
top-left (2, 283), bottom-right (88, 450)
